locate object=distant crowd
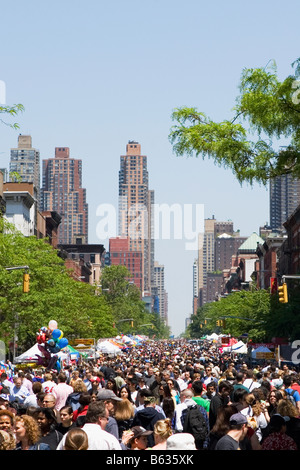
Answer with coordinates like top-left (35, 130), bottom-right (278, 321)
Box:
top-left (1, 338), bottom-right (300, 451)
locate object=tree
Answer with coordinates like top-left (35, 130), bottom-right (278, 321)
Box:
top-left (0, 218), bottom-right (115, 352)
top-left (188, 290), bottom-right (271, 342)
top-left (100, 265), bottom-right (153, 335)
top-left (169, 58), bottom-right (300, 185)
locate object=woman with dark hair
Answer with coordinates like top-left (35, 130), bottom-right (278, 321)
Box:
top-left (208, 404), bottom-right (239, 450)
top-left (231, 388), bottom-right (249, 412)
top-left (266, 389), bottom-right (284, 417)
top-left (72, 393), bottom-right (92, 427)
top-left (35, 407), bottom-right (63, 450)
top-left (166, 378), bottom-right (180, 405)
top-left (106, 377), bottom-right (118, 395)
top-left (160, 385), bottom-right (175, 421)
top-left (118, 384), bottom-right (134, 404)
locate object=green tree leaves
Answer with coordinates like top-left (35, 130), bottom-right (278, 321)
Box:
top-left (0, 104), bottom-right (24, 129)
top-left (0, 219), bottom-right (115, 351)
top-left (169, 59), bottom-right (300, 185)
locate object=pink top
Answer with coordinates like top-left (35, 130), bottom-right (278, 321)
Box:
top-left (52, 383), bottom-right (73, 410)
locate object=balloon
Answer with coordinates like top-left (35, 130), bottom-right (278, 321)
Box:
top-left (48, 320), bottom-right (58, 331)
top-left (51, 329), bottom-right (62, 340)
top-left (47, 339), bottom-right (55, 347)
top-left (36, 334), bottom-right (45, 344)
top-left (58, 338), bottom-right (68, 349)
top-left (59, 330), bottom-right (64, 340)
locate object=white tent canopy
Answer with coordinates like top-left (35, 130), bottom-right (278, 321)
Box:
top-left (97, 340), bottom-right (122, 355)
top-left (222, 341), bottom-right (248, 354)
top-left (206, 333), bottom-right (219, 340)
top-left (231, 341), bottom-right (248, 354)
top-left (14, 343), bottom-right (68, 363)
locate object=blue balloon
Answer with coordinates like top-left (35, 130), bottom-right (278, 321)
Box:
top-left (58, 338), bottom-right (68, 349)
top-left (52, 329), bottom-right (62, 340)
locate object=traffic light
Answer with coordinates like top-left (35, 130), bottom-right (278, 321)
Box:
top-left (23, 273), bottom-right (30, 293)
top-left (131, 321), bottom-right (134, 327)
top-left (278, 283), bottom-right (288, 303)
top-left (216, 320), bottom-right (220, 326)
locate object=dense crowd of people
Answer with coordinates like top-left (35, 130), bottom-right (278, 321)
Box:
top-left (1, 337), bottom-right (300, 451)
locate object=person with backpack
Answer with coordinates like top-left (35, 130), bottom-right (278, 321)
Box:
top-left (175, 388), bottom-right (209, 450)
top-left (181, 400), bottom-right (209, 449)
top-left (282, 375), bottom-right (300, 413)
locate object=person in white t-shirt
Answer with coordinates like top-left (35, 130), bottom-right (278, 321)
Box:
top-left (243, 370), bottom-right (261, 392)
top-left (42, 373), bottom-right (56, 394)
top-left (56, 400), bottom-right (121, 450)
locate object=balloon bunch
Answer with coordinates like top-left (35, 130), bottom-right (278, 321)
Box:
top-left (36, 320), bottom-right (69, 371)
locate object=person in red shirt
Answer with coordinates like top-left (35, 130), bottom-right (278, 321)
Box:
top-left (290, 374), bottom-right (300, 395)
top-left (72, 393), bottom-right (92, 427)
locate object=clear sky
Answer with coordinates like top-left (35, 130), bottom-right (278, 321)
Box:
top-left (1, 0), bottom-right (299, 336)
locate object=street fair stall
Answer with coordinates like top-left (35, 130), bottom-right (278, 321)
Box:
top-left (14, 320), bottom-right (71, 371)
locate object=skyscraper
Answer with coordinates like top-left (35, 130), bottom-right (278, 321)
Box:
top-left (197, 217), bottom-right (244, 305)
top-left (154, 261), bottom-right (168, 325)
top-left (270, 175), bottom-right (300, 232)
top-left (10, 135), bottom-right (40, 205)
top-left (118, 141), bottom-right (154, 293)
top-left (41, 147), bottom-right (88, 245)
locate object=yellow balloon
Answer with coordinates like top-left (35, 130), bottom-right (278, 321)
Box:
top-left (59, 331), bottom-right (64, 339)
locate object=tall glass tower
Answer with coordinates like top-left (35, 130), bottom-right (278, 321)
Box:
top-left (270, 175), bottom-right (300, 232)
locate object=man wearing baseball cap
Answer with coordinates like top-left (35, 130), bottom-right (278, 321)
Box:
top-left (215, 413), bottom-right (249, 450)
top-left (97, 389), bottom-right (122, 441)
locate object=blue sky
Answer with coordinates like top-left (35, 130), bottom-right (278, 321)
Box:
top-left (1, 0), bottom-right (299, 336)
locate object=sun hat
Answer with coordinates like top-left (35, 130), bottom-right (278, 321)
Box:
top-left (166, 433), bottom-right (196, 450)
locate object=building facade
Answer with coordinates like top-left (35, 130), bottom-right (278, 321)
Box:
top-left (197, 217), bottom-right (241, 305)
top-left (154, 261), bottom-right (168, 325)
top-left (10, 135), bottom-right (40, 206)
top-left (109, 236), bottom-right (143, 291)
top-left (58, 243), bottom-right (105, 285)
top-left (41, 147), bottom-right (88, 245)
top-left (270, 174), bottom-right (300, 233)
top-left (118, 141), bottom-right (154, 294)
